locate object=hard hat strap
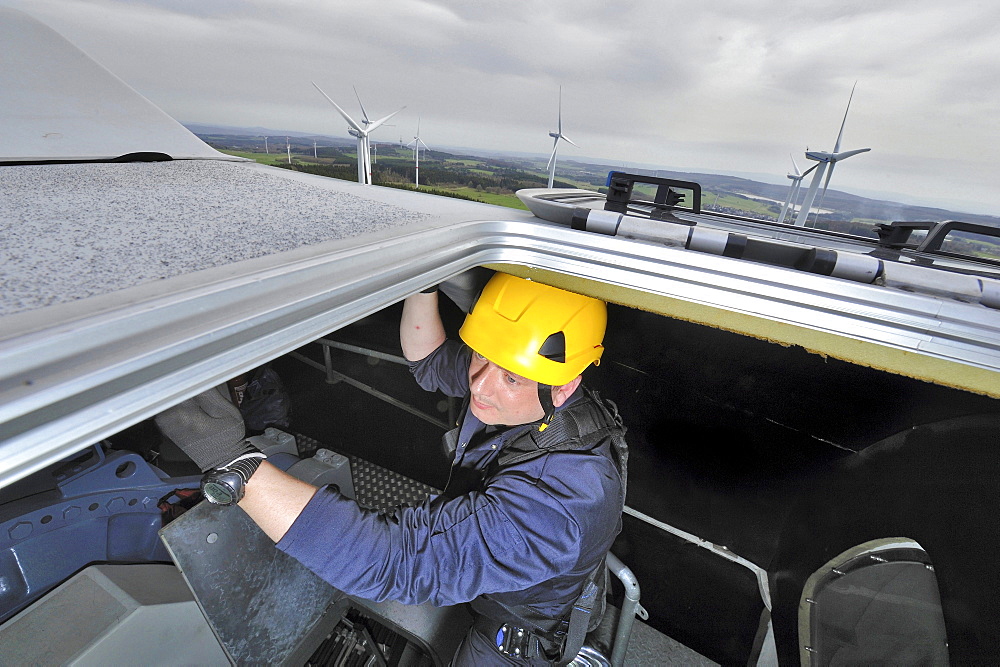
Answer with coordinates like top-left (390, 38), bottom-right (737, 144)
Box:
top-left (537, 383), bottom-right (555, 431)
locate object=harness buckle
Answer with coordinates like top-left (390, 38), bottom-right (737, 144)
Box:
top-left (495, 623), bottom-right (536, 658)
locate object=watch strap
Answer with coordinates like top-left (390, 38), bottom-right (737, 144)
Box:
top-left (222, 451), bottom-right (266, 485)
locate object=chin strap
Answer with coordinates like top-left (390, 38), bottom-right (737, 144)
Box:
top-left (537, 384), bottom-right (555, 432)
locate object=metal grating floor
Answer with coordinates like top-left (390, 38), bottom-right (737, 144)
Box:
top-left (294, 432), bottom-right (439, 512)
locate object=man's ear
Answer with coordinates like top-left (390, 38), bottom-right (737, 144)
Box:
top-left (551, 375), bottom-right (582, 407)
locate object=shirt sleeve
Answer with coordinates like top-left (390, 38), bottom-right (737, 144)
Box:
top-left (409, 339), bottom-right (471, 398)
top-left (276, 469), bottom-right (581, 607)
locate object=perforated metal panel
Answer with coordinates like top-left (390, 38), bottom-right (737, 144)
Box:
top-left (295, 432), bottom-right (439, 512)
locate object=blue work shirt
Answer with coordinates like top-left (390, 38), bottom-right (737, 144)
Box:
top-left (277, 339), bottom-right (625, 624)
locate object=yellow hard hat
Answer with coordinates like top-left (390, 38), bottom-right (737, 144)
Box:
top-left (459, 273), bottom-right (606, 386)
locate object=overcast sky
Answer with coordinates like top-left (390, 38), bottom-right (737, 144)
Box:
top-left (5, 0), bottom-right (1000, 215)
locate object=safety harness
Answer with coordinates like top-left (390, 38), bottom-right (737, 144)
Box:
top-left (459, 388), bottom-right (629, 664)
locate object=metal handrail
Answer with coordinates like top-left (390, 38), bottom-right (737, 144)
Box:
top-left (605, 552), bottom-right (646, 667)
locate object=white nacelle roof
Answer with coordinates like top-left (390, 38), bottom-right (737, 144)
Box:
top-left (0, 7), bottom-right (230, 162)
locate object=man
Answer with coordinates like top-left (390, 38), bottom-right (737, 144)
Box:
top-left (164, 272), bottom-right (627, 665)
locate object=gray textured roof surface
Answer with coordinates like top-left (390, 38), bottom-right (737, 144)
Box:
top-left (1, 160), bottom-right (515, 317)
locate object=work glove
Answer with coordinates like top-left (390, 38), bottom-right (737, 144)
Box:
top-left (434, 267), bottom-right (493, 313)
top-left (154, 385), bottom-right (254, 471)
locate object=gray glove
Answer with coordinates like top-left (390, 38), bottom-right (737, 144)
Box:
top-left (438, 267), bottom-right (493, 313)
top-left (154, 385), bottom-right (252, 471)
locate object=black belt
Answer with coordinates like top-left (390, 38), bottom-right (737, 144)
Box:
top-left (473, 614), bottom-right (557, 661)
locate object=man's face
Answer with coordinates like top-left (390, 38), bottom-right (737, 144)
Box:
top-left (467, 351), bottom-right (545, 426)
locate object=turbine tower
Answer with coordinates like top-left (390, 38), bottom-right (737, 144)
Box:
top-left (793, 84), bottom-right (870, 227)
top-left (312, 82), bottom-right (403, 185)
top-left (776, 155), bottom-right (814, 225)
top-left (406, 118), bottom-right (429, 187)
top-left (546, 86), bottom-right (578, 188)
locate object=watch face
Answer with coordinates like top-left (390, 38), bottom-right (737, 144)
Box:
top-left (202, 476), bottom-right (239, 505)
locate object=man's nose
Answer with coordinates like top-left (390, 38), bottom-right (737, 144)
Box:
top-left (470, 361), bottom-right (497, 395)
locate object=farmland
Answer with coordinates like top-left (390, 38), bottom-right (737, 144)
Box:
top-left (199, 133), bottom-right (1000, 256)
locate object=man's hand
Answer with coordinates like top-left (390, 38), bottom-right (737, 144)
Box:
top-left (155, 385), bottom-right (253, 471)
top-left (438, 267), bottom-right (492, 313)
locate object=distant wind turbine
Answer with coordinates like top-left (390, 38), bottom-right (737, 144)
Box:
top-left (263, 136), bottom-right (269, 154)
top-left (286, 137), bottom-right (291, 164)
top-left (793, 83), bottom-right (870, 227)
top-left (312, 81), bottom-right (404, 185)
top-left (407, 118), bottom-right (430, 187)
top-left (353, 86), bottom-right (396, 167)
top-left (546, 86), bottom-right (578, 188)
top-left (776, 155), bottom-right (816, 225)
top-left (354, 86), bottom-right (375, 164)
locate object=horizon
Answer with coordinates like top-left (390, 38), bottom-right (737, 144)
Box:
top-left (186, 121), bottom-right (998, 220)
top-left (7, 1), bottom-right (995, 216)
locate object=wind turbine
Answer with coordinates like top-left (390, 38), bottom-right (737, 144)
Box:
top-left (311, 82), bottom-right (404, 185)
top-left (406, 118), bottom-right (429, 187)
top-left (353, 86), bottom-right (396, 167)
top-left (793, 84), bottom-right (870, 227)
top-left (776, 155), bottom-right (815, 225)
top-left (546, 86), bottom-right (578, 188)
top-left (285, 137), bottom-right (291, 164)
top-left (354, 86), bottom-right (375, 164)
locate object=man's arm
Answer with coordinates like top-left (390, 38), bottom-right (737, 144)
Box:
top-left (400, 292), bottom-right (446, 362)
top-left (238, 461), bottom-right (319, 542)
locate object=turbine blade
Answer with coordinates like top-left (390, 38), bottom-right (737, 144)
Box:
top-left (811, 163), bottom-right (837, 225)
top-left (419, 138), bottom-right (429, 150)
top-left (821, 162), bottom-right (836, 196)
top-left (353, 85), bottom-right (370, 124)
top-left (312, 82), bottom-right (364, 133)
top-left (832, 147), bottom-right (871, 160)
top-left (790, 153), bottom-right (801, 176)
top-left (366, 107), bottom-right (406, 133)
top-left (557, 86), bottom-right (563, 134)
top-left (561, 134), bottom-right (579, 148)
top-left (833, 81), bottom-right (857, 154)
top-left (546, 137), bottom-right (559, 171)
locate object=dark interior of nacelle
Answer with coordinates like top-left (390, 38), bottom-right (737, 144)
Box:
top-left (14, 295), bottom-right (1000, 664)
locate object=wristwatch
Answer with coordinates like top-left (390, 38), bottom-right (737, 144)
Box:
top-left (201, 451), bottom-right (266, 506)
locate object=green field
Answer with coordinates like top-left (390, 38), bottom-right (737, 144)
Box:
top-left (441, 187), bottom-right (528, 209)
top-left (219, 148), bottom-right (531, 210)
top-left (218, 149), bottom-right (299, 166)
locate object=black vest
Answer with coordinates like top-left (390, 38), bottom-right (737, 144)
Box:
top-left (454, 388), bottom-right (629, 637)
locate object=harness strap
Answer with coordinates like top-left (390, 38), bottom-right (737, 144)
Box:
top-left (556, 562), bottom-right (602, 665)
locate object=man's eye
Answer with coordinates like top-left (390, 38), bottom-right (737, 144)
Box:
top-left (475, 352), bottom-right (485, 360)
top-left (504, 374), bottom-right (518, 385)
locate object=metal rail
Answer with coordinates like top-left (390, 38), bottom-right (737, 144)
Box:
top-left (2, 218), bottom-right (1000, 489)
top-left (317, 339), bottom-right (410, 366)
top-left (288, 351), bottom-right (449, 430)
top-left (622, 505), bottom-right (778, 665)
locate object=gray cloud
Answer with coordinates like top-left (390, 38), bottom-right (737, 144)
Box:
top-left (4, 0), bottom-right (998, 214)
